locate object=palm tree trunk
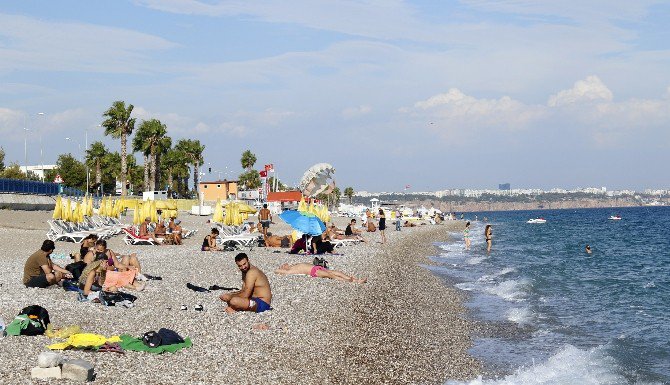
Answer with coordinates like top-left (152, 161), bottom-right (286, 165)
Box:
top-left (154, 151), bottom-right (161, 191)
top-left (193, 162), bottom-right (200, 196)
top-left (121, 133), bottom-right (127, 196)
top-left (167, 170), bottom-right (173, 193)
top-left (95, 160), bottom-right (101, 185)
top-left (150, 144), bottom-right (157, 191)
top-left (143, 153), bottom-right (150, 191)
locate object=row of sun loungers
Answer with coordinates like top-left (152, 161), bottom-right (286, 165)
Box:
top-left (46, 217), bottom-right (124, 243)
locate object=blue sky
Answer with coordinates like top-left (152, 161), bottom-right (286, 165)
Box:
top-left (1, 0), bottom-right (669, 191)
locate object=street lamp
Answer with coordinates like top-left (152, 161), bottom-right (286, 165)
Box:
top-left (64, 137), bottom-right (82, 160)
top-left (37, 112), bottom-right (45, 181)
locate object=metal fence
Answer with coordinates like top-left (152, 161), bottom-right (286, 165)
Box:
top-left (0, 178), bottom-right (84, 196)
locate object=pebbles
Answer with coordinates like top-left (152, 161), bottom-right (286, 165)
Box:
top-left (0, 210), bottom-right (479, 384)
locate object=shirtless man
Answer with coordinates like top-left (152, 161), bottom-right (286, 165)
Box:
top-left (275, 263), bottom-right (367, 284)
top-left (220, 253), bottom-right (272, 313)
top-left (258, 204), bottom-right (272, 241)
top-left (139, 217), bottom-right (160, 243)
top-left (262, 233), bottom-right (292, 248)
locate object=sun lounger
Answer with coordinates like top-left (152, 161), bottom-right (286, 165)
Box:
top-left (122, 227), bottom-right (160, 245)
top-left (46, 220), bottom-right (88, 243)
top-left (330, 238), bottom-right (361, 248)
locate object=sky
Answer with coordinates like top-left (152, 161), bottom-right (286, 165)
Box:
top-left (1, 0), bottom-right (669, 192)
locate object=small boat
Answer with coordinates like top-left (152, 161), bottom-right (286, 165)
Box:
top-left (608, 215), bottom-right (622, 220)
top-left (527, 218), bottom-right (547, 224)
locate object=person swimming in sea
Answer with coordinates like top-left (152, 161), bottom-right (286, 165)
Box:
top-left (585, 245), bottom-right (592, 254)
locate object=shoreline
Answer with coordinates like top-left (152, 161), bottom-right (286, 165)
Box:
top-left (0, 210), bottom-right (479, 384)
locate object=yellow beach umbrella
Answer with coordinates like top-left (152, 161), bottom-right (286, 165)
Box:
top-left (106, 197), bottom-right (113, 218)
top-left (63, 199), bottom-right (71, 222)
top-left (298, 196), bottom-right (307, 212)
top-left (99, 197), bottom-right (106, 217)
top-left (53, 196), bottom-right (62, 220)
top-left (151, 200), bottom-right (158, 223)
top-left (212, 199), bottom-right (224, 223)
top-left (133, 203), bottom-right (141, 225)
top-left (75, 201), bottom-right (84, 223)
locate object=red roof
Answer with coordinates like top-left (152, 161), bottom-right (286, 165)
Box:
top-left (267, 191), bottom-right (304, 202)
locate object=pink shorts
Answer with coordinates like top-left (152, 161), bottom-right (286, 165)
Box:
top-left (310, 265), bottom-right (326, 278)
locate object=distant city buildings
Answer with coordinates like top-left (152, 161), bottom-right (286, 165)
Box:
top-left (354, 186), bottom-right (669, 199)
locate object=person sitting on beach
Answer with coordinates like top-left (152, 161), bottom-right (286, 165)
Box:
top-left (76, 234), bottom-right (99, 262)
top-left (154, 221), bottom-right (167, 237)
top-left (202, 228), bottom-right (221, 251)
top-left (84, 239), bottom-right (145, 278)
top-left (23, 240), bottom-right (73, 288)
top-left (139, 217), bottom-right (161, 243)
top-left (345, 219), bottom-right (363, 236)
top-left (79, 259), bottom-right (145, 296)
top-left (289, 234), bottom-right (308, 254)
top-left (311, 234), bottom-right (334, 255)
top-left (171, 219), bottom-right (183, 245)
top-left (220, 253), bottom-right (272, 313)
top-left (275, 262), bottom-right (367, 284)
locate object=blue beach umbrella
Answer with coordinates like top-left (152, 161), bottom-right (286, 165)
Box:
top-left (279, 210), bottom-right (326, 236)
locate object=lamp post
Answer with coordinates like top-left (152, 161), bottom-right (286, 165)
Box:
top-left (23, 113), bottom-right (29, 176)
top-left (37, 112), bottom-right (45, 181)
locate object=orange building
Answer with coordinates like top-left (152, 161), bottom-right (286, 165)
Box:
top-left (198, 180), bottom-right (238, 201)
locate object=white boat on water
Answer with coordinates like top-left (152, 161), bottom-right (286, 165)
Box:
top-left (527, 218), bottom-right (547, 224)
top-left (609, 215), bottom-right (622, 220)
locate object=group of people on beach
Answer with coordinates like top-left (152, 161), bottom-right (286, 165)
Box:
top-left (23, 235), bottom-right (149, 298)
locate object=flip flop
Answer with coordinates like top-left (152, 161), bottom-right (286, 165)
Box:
top-left (208, 285), bottom-right (239, 291)
top-left (194, 304), bottom-right (203, 311)
top-left (98, 343), bottom-right (124, 354)
top-left (180, 305), bottom-right (188, 310)
top-left (144, 274), bottom-right (163, 280)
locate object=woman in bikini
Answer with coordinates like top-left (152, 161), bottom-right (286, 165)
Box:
top-left (83, 240), bottom-right (144, 279)
top-left (485, 224), bottom-right (492, 253)
top-left (202, 228), bottom-right (221, 251)
top-left (378, 208), bottom-right (386, 244)
top-left (464, 221), bottom-right (471, 250)
top-left (274, 263), bottom-right (366, 283)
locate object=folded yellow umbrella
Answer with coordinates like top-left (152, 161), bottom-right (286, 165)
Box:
top-left (53, 196), bottom-right (62, 220)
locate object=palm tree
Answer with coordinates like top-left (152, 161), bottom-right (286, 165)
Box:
top-left (162, 148), bottom-right (189, 195)
top-left (240, 150), bottom-right (257, 171)
top-left (175, 139), bottom-right (205, 194)
top-left (85, 141), bottom-right (108, 194)
top-left (132, 124), bottom-right (152, 191)
top-left (101, 101), bottom-right (136, 196)
top-left (344, 187), bottom-right (354, 204)
top-left (154, 135), bottom-right (172, 190)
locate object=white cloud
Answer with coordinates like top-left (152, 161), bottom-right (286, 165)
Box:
top-left (341, 105), bottom-right (372, 118)
top-left (547, 76), bottom-right (613, 107)
top-left (0, 13), bottom-right (177, 74)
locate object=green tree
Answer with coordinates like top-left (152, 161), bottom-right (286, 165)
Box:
top-left (132, 123), bottom-right (152, 191)
top-left (54, 154), bottom-right (86, 190)
top-left (239, 169), bottom-right (261, 190)
top-left (175, 139), bottom-right (205, 194)
top-left (331, 186), bottom-right (341, 207)
top-left (85, 141), bottom-right (108, 193)
top-left (0, 147), bottom-right (5, 172)
top-left (101, 100), bottom-right (136, 196)
top-left (344, 187), bottom-right (354, 204)
top-left (1, 163), bottom-right (27, 179)
top-left (134, 119), bottom-right (168, 191)
top-left (101, 152), bottom-right (141, 194)
top-left (161, 148), bottom-right (189, 195)
top-left (240, 150), bottom-right (257, 171)
top-left (154, 135), bottom-right (172, 190)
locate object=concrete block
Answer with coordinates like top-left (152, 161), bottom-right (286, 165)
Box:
top-left (62, 359), bottom-right (95, 382)
top-left (38, 351), bottom-right (64, 368)
top-left (31, 366), bottom-right (62, 379)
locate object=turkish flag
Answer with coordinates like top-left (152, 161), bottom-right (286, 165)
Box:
top-left (264, 164), bottom-right (273, 171)
top-left (259, 170), bottom-right (268, 177)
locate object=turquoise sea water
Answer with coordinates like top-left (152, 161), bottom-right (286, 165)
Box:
top-left (431, 206), bottom-right (670, 385)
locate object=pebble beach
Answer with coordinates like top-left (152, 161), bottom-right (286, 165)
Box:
top-left (0, 209), bottom-right (479, 384)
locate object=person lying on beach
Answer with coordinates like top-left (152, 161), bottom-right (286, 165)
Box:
top-left (79, 260), bottom-right (145, 296)
top-left (23, 240), bottom-right (73, 288)
top-left (220, 253), bottom-right (272, 314)
top-left (83, 239), bottom-right (145, 278)
top-left (139, 217), bottom-right (161, 243)
top-left (202, 228), bottom-right (222, 251)
top-left (327, 224), bottom-right (365, 242)
top-left (262, 234), bottom-right (292, 248)
top-left (404, 221), bottom-right (416, 227)
top-left (275, 263), bottom-right (367, 284)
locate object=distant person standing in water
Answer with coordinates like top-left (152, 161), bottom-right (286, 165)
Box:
top-left (585, 245), bottom-right (592, 254)
top-left (485, 224), bottom-right (492, 253)
top-left (378, 208), bottom-right (386, 243)
top-left (464, 221), bottom-right (471, 250)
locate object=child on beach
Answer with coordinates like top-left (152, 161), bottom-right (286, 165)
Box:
top-left (464, 222), bottom-right (471, 250)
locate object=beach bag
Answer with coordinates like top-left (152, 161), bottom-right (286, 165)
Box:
top-left (280, 237), bottom-right (290, 248)
top-left (65, 261), bottom-right (87, 281)
top-left (18, 305), bottom-right (50, 336)
top-left (143, 328), bottom-right (184, 347)
top-left (312, 257), bottom-right (329, 269)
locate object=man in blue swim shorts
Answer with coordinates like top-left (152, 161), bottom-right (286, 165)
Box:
top-left (220, 253), bottom-right (272, 313)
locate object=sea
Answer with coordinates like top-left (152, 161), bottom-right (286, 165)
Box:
top-left (429, 206), bottom-right (670, 385)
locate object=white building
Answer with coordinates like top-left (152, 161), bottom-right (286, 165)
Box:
top-left (19, 165), bottom-right (57, 180)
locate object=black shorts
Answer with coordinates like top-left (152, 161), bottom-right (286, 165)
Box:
top-left (25, 274), bottom-right (50, 288)
top-left (261, 220), bottom-right (270, 229)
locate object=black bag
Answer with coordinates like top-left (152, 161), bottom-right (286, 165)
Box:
top-left (18, 305), bottom-right (50, 336)
top-left (142, 328), bottom-right (184, 348)
top-left (100, 291), bottom-right (137, 306)
top-left (280, 237), bottom-right (290, 248)
top-left (312, 257), bottom-right (329, 269)
top-left (65, 261), bottom-right (87, 280)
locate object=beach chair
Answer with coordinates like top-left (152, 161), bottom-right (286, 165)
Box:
top-left (122, 227), bottom-right (160, 246)
top-left (330, 238), bottom-right (361, 248)
top-left (46, 220), bottom-right (88, 243)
